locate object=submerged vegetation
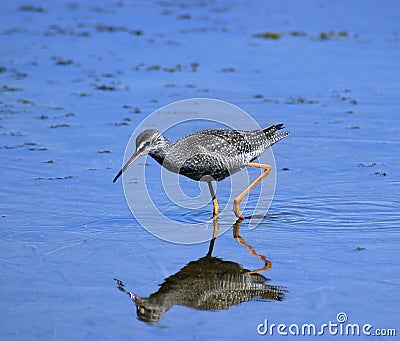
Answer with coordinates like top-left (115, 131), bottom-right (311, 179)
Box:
top-left (252, 32), bottom-right (281, 40)
top-left (252, 30), bottom-right (357, 41)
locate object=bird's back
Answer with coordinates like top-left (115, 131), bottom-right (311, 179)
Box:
top-left (160, 125), bottom-right (288, 181)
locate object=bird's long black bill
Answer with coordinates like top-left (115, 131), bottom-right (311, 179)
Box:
top-left (112, 169), bottom-right (123, 183)
top-left (112, 151), bottom-right (142, 183)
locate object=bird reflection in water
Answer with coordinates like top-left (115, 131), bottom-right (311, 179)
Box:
top-left (115, 218), bottom-right (287, 323)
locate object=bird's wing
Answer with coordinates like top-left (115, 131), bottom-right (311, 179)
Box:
top-left (181, 129), bottom-right (252, 156)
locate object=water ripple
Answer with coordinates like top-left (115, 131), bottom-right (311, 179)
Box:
top-left (267, 197), bottom-right (399, 233)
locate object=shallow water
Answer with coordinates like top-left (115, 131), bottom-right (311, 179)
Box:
top-left (1, 1), bottom-right (399, 339)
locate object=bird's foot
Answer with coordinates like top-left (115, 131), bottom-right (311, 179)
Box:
top-left (233, 199), bottom-right (245, 219)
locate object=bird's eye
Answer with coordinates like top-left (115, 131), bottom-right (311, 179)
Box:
top-left (137, 140), bottom-right (151, 152)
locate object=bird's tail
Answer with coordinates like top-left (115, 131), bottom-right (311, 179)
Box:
top-left (262, 124), bottom-right (290, 146)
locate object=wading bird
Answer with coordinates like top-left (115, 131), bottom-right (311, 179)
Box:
top-left (113, 124), bottom-right (289, 218)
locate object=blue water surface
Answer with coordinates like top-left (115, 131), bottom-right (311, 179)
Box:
top-left (1, 1), bottom-right (399, 339)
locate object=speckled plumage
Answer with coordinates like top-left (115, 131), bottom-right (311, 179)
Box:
top-left (142, 124), bottom-right (289, 182)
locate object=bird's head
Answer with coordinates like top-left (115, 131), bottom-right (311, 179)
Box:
top-left (113, 129), bottom-right (164, 183)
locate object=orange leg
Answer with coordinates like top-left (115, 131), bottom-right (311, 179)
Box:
top-left (207, 180), bottom-right (219, 219)
top-left (233, 218), bottom-right (272, 274)
top-left (233, 163), bottom-right (272, 219)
